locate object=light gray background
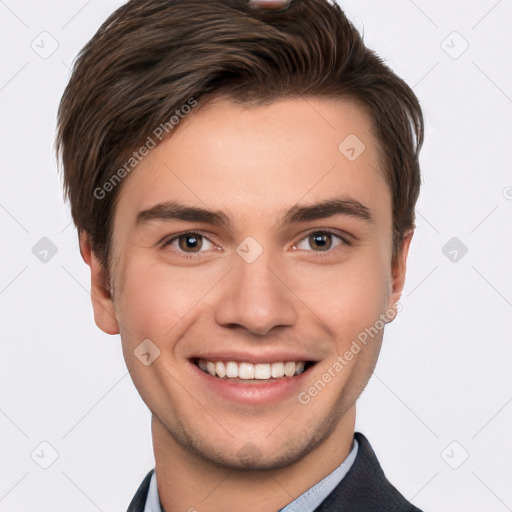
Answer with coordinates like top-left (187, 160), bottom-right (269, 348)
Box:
top-left (1, 0), bottom-right (511, 511)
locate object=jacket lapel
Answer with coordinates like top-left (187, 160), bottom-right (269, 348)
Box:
top-left (126, 469), bottom-right (153, 512)
top-left (314, 432), bottom-right (423, 512)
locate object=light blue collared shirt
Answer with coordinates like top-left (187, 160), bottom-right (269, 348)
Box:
top-left (144, 437), bottom-right (358, 512)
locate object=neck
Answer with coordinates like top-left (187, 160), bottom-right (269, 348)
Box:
top-left (152, 406), bottom-right (356, 512)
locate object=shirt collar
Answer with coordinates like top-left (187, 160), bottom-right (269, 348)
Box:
top-left (278, 437), bottom-right (358, 512)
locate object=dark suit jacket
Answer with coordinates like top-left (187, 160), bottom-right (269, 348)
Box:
top-left (126, 432), bottom-right (424, 511)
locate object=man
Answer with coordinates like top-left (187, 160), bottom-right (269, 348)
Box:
top-left (56, 0), bottom-right (424, 510)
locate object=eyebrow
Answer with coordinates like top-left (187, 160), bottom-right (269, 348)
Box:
top-left (135, 198), bottom-right (373, 228)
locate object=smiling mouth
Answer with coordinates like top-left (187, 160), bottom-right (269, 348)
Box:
top-left (192, 358), bottom-right (316, 381)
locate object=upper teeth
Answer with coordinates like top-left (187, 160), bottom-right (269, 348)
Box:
top-left (197, 360), bottom-right (306, 379)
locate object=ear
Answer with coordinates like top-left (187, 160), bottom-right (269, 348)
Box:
top-left (387, 229), bottom-right (414, 313)
top-left (79, 230), bottom-right (120, 335)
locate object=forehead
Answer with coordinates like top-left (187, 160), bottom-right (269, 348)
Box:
top-left (113, 96), bottom-right (390, 230)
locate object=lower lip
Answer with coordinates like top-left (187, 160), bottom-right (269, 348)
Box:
top-left (189, 361), bottom-right (314, 405)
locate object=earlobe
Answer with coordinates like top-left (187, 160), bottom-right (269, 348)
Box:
top-left (388, 229), bottom-right (414, 311)
top-left (79, 230), bottom-right (120, 335)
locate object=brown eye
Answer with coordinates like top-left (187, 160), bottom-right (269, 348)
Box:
top-left (309, 232), bottom-right (333, 251)
top-left (162, 232), bottom-right (216, 258)
top-left (177, 233), bottom-right (203, 252)
top-left (294, 230), bottom-right (347, 253)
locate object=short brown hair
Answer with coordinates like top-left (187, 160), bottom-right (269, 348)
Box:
top-left (56, 0), bottom-right (423, 274)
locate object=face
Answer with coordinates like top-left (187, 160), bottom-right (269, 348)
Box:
top-left (83, 97), bottom-right (412, 471)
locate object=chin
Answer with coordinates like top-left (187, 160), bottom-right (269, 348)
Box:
top-left (171, 419), bottom-right (333, 472)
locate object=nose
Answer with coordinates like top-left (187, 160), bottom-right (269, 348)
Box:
top-left (214, 248), bottom-right (297, 336)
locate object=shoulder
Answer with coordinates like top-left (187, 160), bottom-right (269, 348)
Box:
top-left (315, 432), bottom-right (424, 512)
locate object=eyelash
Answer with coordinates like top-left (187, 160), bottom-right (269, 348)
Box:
top-left (161, 230), bottom-right (351, 260)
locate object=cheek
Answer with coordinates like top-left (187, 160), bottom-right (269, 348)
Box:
top-left (114, 256), bottom-right (218, 343)
top-left (293, 252), bottom-right (390, 337)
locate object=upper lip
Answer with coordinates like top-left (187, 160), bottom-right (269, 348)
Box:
top-left (189, 351), bottom-right (319, 364)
